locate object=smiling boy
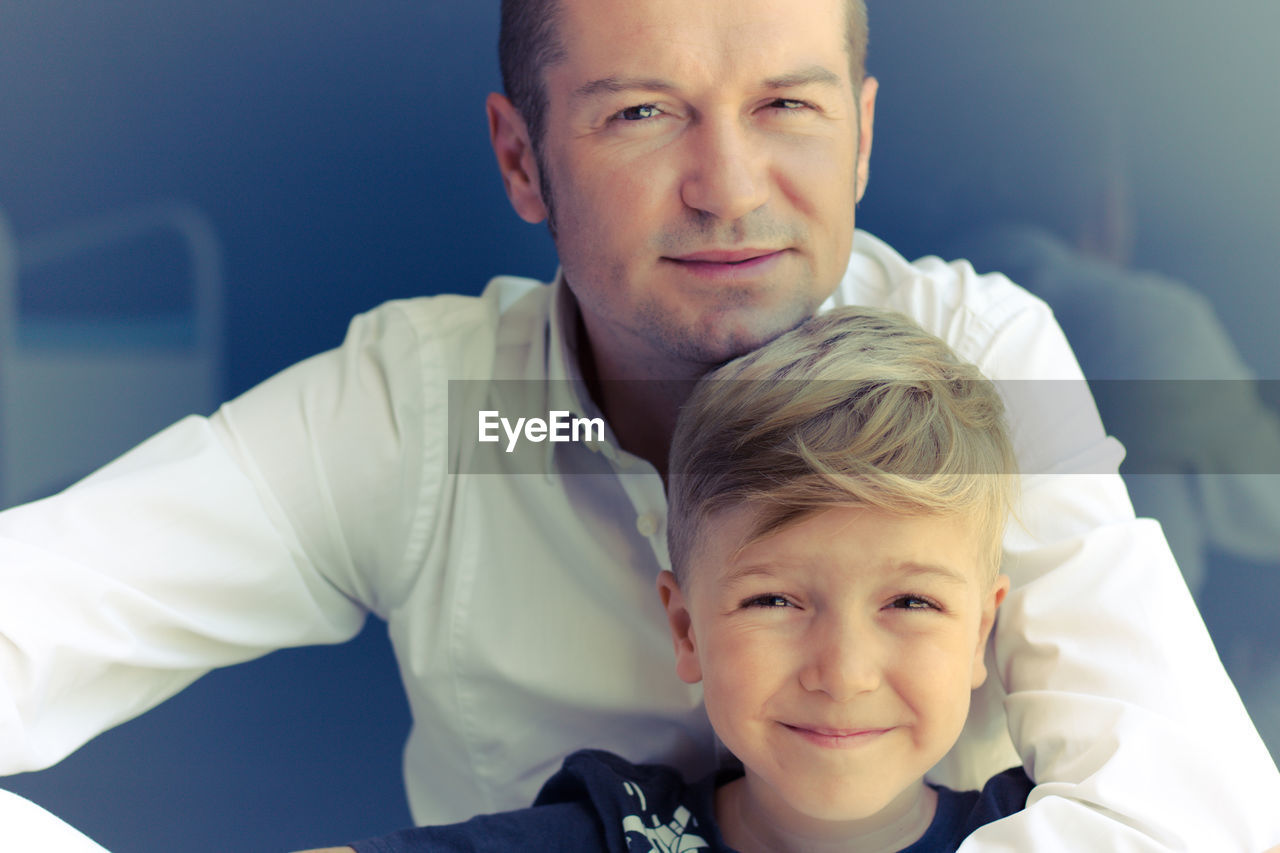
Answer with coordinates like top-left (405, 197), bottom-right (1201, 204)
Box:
top-left (657, 305), bottom-right (1029, 851)
top-left (660, 507), bottom-right (1018, 852)
top-left (309, 306), bottom-right (1031, 853)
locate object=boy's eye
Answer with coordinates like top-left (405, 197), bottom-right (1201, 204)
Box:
top-left (770, 98), bottom-right (809, 111)
top-left (890, 595), bottom-right (939, 612)
top-left (742, 594), bottom-right (793, 609)
top-left (615, 104), bottom-right (662, 121)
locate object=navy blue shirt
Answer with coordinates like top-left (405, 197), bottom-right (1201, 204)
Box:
top-left (350, 749), bottom-right (1032, 852)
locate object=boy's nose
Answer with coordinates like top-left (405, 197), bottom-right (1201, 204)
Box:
top-left (679, 119), bottom-right (769, 223)
top-left (798, 614), bottom-right (882, 702)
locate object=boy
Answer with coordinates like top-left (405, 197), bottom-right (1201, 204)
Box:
top-left (307, 306), bottom-right (1033, 852)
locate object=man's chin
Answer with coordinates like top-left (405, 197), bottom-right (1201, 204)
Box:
top-left (674, 316), bottom-right (814, 369)
top-left (633, 290), bottom-right (823, 370)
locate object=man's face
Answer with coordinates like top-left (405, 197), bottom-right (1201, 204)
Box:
top-left (660, 505), bottom-right (1005, 835)
top-left (527, 0), bottom-right (876, 371)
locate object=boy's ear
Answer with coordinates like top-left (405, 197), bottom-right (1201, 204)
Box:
top-left (656, 571), bottom-right (703, 684)
top-left (486, 92), bottom-right (549, 224)
top-left (971, 573), bottom-right (1010, 689)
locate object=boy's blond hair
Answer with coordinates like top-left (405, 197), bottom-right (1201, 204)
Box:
top-left (667, 306), bottom-right (1017, 583)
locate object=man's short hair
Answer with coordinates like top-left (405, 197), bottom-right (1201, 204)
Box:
top-left (499, 0), bottom-right (870, 153)
top-left (666, 306), bottom-right (1017, 584)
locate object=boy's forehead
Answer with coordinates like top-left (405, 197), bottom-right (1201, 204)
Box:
top-left (692, 504), bottom-right (988, 588)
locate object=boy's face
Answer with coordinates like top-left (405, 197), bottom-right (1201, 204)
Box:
top-left (658, 504), bottom-right (1007, 832)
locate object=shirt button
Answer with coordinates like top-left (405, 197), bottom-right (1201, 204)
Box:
top-left (636, 514), bottom-right (658, 537)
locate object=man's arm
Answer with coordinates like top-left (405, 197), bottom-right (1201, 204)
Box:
top-left (956, 273), bottom-right (1280, 850)
top-left (0, 788), bottom-right (110, 852)
top-left (860, 243), bottom-right (1280, 850)
top-left (0, 302), bottom-right (437, 776)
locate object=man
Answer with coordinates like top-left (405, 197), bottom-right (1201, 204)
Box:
top-left (2, 0), bottom-right (1277, 849)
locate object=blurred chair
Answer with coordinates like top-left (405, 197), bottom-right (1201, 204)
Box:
top-left (0, 202), bottom-right (223, 508)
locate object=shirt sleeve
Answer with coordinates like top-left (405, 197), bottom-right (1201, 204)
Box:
top-left (346, 801), bottom-right (609, 853)
top-left (0, 300), bottom-right (442, 776)
top-left (951, 277), bottom-right (1280, 851)
top-left (345, 750), bottom-right (683, 853)
top-left (1101, 277), bottom-right (1280, 560)
top-left (0, 788), bottom-right (111, 852)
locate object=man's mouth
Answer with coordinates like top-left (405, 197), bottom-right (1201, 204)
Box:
top-left (664, 248), bottom-right (788, 276)
top-left (671, 248), bottom-right (783, 264)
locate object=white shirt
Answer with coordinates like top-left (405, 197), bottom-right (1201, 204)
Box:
top-left (0, 789), bottom-right (109, 853)
top-left (2, 230), bottom-right (1277, 850)
top-left (951, 223), bottom-right (1280, 592)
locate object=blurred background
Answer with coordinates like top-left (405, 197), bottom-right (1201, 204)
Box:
top-left (1, 1), bottom-right (1276, 850)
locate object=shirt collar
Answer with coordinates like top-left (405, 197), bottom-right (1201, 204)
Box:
top-left (546, 270), bottom-right (602, 415)
top-left (539, 271), bottom-right (615, 474)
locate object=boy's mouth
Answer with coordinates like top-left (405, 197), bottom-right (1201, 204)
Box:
top-left (782, 722), bottom-right (893, 748)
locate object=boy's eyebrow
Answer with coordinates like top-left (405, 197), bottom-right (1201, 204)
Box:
top-left (571, 65), bottom-right (843, 103)
top-left (716, 559), bottom-right (973, 587)
top-left (896, 562), bottom-right (971, 585)
top-left (717, 563), bottom-right (783, 585)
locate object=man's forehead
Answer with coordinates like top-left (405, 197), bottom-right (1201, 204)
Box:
top-left (549, 0), bottom-right (851, 93)
top-left (569, 66), bottom-right (846, 106)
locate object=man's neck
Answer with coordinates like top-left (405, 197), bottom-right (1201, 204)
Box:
top-left (575, 314), bottom-right (703, 481)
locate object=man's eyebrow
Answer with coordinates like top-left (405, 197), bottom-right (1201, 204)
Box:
top-left (571, 66), bottom-right (844, 103)
top-left (761, 65), bottom-right (844, 91)
top-left (571, 76), bottom-right (677, 102)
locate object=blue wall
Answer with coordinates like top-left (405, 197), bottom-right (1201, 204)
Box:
top-left (1, 2), bottom-right (1277, 850)
top-left (1, 4), bottom-right (556, 850)
top-left (0, 2), bottom-right (559, 399)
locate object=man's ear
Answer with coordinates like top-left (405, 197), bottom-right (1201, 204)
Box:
top-left (971, 573), bottom-right (1009, 689)
top-left (854, 76), bottom-right (878, 204)
top-left (486, 92), bottom-right (549, 224)
top-left (656, 571), bottom-right (703, 684)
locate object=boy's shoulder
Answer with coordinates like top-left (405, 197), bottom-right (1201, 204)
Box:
top-left (967, 765), bottom-right (1036, 821)
top-left (907, 767), bottom-right (1035, 853)
top-left (348, 750), bottom-right (731, 853)
top-left (536, 749), bottom-right (731, 852)
top-left (538, 754), bottom-right (1032, 853)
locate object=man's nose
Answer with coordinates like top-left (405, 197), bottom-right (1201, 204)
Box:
top-left (798, 613), bottom-right (881, 702)
top-left (679, 118), bottom-right (769, 222)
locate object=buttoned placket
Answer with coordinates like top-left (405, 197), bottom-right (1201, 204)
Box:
top-left (602, 442), bottom-right (671, 574)
top-left (545, 273), bottom-right (672, 574)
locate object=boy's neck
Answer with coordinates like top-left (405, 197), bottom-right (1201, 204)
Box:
top-left (715, 773), bottom-right (938, 853)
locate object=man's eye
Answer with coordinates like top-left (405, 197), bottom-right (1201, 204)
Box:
top-left (769, 98), bottom-right (810, 111)
top-left (743, 594), bottom-right (792, 609)
top-left (616, 104), bottom-right (662, 121)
